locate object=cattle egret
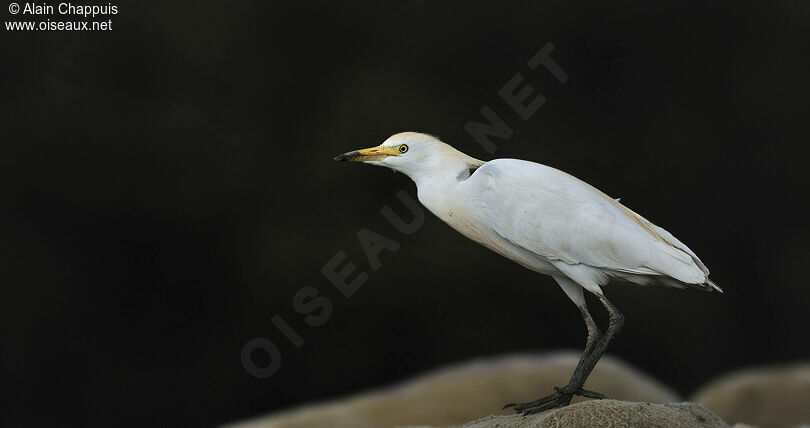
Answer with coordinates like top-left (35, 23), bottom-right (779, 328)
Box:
top-left (335, 132), bottom-right (721, 414)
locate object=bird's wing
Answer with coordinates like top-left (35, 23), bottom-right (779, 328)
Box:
top-left (467, 159), bottom-right (711, 286)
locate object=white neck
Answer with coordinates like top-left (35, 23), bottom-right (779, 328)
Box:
top-left (407, 152), bottom-right (484, 211)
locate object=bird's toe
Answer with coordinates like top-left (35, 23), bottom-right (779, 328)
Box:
top-left (504, 388), bottom-right (574, 415)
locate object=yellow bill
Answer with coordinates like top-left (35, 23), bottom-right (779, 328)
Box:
top-left (334, 145), bottom-right (401, 162)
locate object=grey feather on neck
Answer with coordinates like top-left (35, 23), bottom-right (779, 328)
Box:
top-left (457, 161), bottom-right (485, 181)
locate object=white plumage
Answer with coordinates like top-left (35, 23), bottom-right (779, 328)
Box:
top-left (453, 158), bottom-right (719, 295)
top-left (336, 131), bottom-right (721, 413)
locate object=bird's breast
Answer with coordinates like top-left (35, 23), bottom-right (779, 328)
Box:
top-left (423, 194), bottom-right (497, 251)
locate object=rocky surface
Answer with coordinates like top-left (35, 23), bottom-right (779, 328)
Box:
top-left (456, 400), bottom-right (728, 428)
top-left (691, 362), bottom-right (810, 427)
top-left (225, 352), bottom-right (679, 428)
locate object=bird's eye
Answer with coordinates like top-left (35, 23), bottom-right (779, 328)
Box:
top-left (399, 144), bottom-right (409, 154)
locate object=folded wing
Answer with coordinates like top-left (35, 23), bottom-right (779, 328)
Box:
top-left (469, 159), bottom-right (717, 291)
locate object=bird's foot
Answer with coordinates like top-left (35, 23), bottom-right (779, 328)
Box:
top-left (503, 386), bottom-right (607, 415)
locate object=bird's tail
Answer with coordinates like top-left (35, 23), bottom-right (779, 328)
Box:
top-left (702, 278), bottom-right (724, 293)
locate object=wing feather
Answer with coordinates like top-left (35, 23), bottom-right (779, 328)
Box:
top-left (468, 159), bottom-right (710, 287)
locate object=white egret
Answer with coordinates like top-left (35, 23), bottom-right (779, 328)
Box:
top-left (335, 132), bottom-right (721, 414)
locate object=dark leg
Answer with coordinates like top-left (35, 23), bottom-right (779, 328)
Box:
top-left (504, 295), bottom-right (625, 415)
top-left (579, 305), bottom-right (602, 356)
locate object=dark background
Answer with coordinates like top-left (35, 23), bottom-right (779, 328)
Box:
top-left (2, 1), bottom-right (809, 426)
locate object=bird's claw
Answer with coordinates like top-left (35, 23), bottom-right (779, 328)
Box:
top-left (573, 388), bottom-right (607, 400)
top-left (503, 386), bottom-right (607, 415)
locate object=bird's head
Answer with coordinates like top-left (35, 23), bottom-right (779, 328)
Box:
top-left (334, 132), bottom-right (484, 180)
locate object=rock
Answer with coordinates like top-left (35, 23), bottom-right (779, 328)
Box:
top-left (224, 352), bottom-right (679, 428)
top-left (458, 400), bottom-right (728, 428)
top-left (691, 362), bottom-right (810, 427)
